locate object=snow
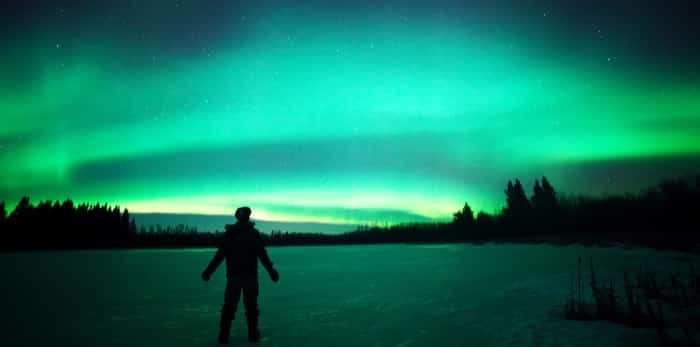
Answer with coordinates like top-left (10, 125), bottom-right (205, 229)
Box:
top-left (0, 243), bottom-right (694, 346)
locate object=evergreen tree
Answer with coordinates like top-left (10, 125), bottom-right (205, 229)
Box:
top-left (540, 176), bottom-right (557, 211)
top-left (119, 208), bottom-right (136, 243)
top-left (514, 179), bottom-right (530, 210)
top-left (121, 208), bottom-right (132, 236)
top-left (0, 201), bottom-right (5, 224)
top-left (11, 197), bottom-right (32, 219)
top-left (532, 179), bottom-right (543, 209)
top-left (503, 179), bottom-right (531, 220)
top-left (453, 202), bottom-right (475, 227)
top-left (532, 176), bottom-right (557, 214)
top-left (10, 197), bottom-right (33, 242)
top-left (475, 211), bottom-right (494, 231)
top-left (505, 180), bottom-right (514, 205)
top-left (504, 180), bottom-right (515, 215)
top-left (0, 201), bottom-right (6, 245)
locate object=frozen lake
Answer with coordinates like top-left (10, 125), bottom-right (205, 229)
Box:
top-left (0, 244), bottom-right (694, 346)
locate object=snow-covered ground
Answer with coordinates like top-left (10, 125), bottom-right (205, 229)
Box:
top-left (1, 244), bottom-right (695, 346)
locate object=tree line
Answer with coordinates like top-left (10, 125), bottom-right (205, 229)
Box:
top-left (1, 175), bottom-right (699, 251)
top-left (0, 197), bottom-right (136, 250)
top-left (449, 175), bottom-right (700, 249)
top-left (267, 175), bottom-right (700, 249)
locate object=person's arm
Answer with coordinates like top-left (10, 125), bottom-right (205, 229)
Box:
top-left (256, 232), bottom-right (279, 282)
top-left (201, 238), bottom-right (226, 281)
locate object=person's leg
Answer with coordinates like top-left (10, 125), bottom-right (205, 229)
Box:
top-left (242, 284), bottom-right (261, 342)
top-left (219, 281), bottom-right (242, 344)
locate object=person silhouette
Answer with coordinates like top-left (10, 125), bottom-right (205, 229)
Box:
top-left (201, 206), bottom-right (280, 344)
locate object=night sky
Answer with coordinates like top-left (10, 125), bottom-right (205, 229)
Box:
top-left (1, 0), bottom-right (699, 225)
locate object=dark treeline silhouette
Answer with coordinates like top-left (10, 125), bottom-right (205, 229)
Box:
top-left (131, 224), bottom-right (220, 248)
top-left (450, 175), bottom-right (700, 250)
top-left (0, 197), bottom-right (137, 251)
top-left (1, 175), bottom-right (699, 251)
top-left (265, 223), bottom-right (450, 246)
top-left (262, 175), bottom-right (700, 249)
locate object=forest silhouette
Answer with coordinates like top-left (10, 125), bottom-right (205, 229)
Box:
top-left (1, 175), bottom-right (699, 251)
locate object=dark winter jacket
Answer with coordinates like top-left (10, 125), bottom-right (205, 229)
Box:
top-left (203, 221), bottom-right (274, 280)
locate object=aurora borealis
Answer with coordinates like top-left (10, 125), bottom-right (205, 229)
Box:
top-left (1, 1), bottom-right (699, 226)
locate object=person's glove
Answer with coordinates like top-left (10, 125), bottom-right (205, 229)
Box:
top-left (201, 270), bottom-right (212, 282)
top-left (268, 268), bottom-right (280, 283)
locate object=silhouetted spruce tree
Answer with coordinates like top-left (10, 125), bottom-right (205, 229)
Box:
top-left (120, 209), bottom-right (129, 232)
top-left (0, 201), bottom-right (5, 226)
top-left (451, 202), bottom-right (475, 240)
top-left (109, 205), bottom-right (121, 245)
top-left (10, 197), bottom-right (32, 248)
top-left (453, 202), bottom-right (475, 227)
top-left (122, 208), bottom-right (137, 244)
top-left (503, 179), bottom-right (531, 222)
top-left (0, 201), bottom-right (6, 249)
top-left (532, 176), bottom-right (558, 215)
top-left (60, 199), bottom-right (75, 246)
top-left (532, 179), bottom-right (543, 209)
top-left (541, 177), bottom-right (556, 205)
top-left (11, 197), bottom-right (31, 220)
top-left (35, 200), bottom-right (52, 247)
top-left (475, 211), bottom-right (494, 236)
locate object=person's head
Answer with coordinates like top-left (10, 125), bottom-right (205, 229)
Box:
top-left (235, 206), bottom-right (252, 222)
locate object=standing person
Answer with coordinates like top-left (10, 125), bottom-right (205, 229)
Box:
top-left (201, 206), bottom-right (280, 344)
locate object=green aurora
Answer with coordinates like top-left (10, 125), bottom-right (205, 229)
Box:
top-left (1, 1), bottom-right (699, 225)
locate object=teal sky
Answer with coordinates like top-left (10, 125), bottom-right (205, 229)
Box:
top-left (1, 0), bottom-right (699, 225)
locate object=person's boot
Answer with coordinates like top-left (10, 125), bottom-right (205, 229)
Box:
top-left (218, 328), bottom-right (230, 345)
top-left (218, 306), bottom-right (235, 344)
top-left (246, 310), bottom-right (261, 343)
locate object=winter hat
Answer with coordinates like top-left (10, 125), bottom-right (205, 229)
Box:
top-left (235, 206), bottom-right (252, 221)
